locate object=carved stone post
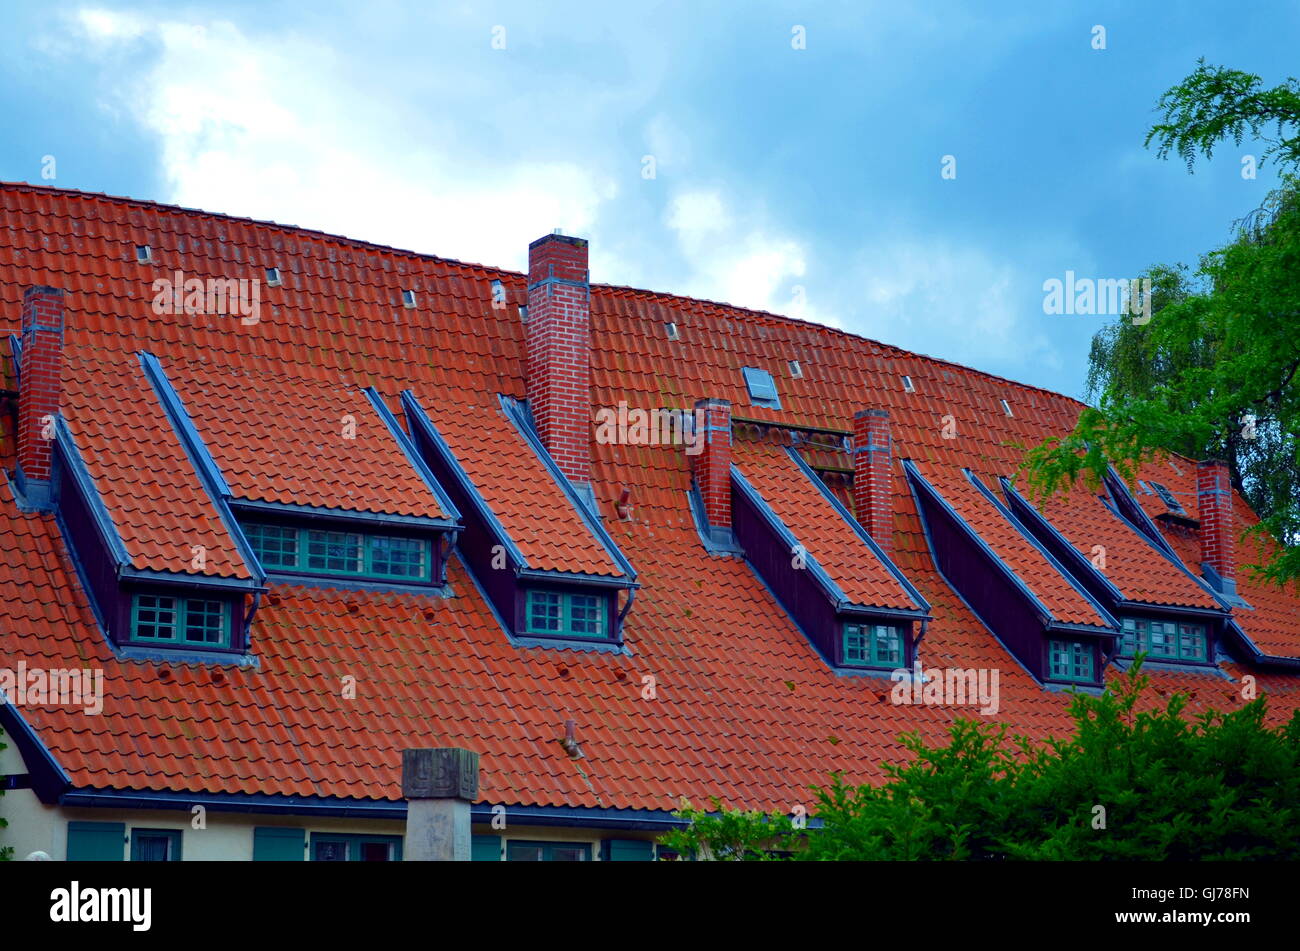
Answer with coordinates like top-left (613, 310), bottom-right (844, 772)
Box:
top-left (402, 748), bottom-right (479, 861)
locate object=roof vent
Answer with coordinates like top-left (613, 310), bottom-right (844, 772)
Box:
top-left (789, 359), bottom-right (803, 379)
top-left (491, 279), bottom-right (506, 309)
top-left (666, 321), bottom-right (680, 340)
top-left (1149, 481), bottom-right (1187, 515)
top-left (135, 245), bottom-right (153, 264)
top-left (265, 267), bottom-right (282, 287)
top-left (1000, 398), bottom-right (1013, 417)
top-left (902, 375), bottom-right (915, 393)
top-left (401, 289), bottom-right (417, 309)
top-left (741, 367), bottom-right (780, 409)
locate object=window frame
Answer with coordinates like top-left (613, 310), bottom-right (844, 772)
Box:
top-left (1119, 617), bottom-right (1208, 663)
top-left (243, 521), bottom-right (434, 583)
top-left (840, 621), bottom-right (906, 669)
top-left (130, 828), bottom-right (183, 862)
top-left (505, 840), bottom-right (592, 862)
top-left (522, 588), bottom-right (611, 641)
top-left (1047, 639), bottom-right (1094, 683)
top-left (309, 833), bottom-right (403, 862)
top-left (129, 593), bottom-right (231, 649)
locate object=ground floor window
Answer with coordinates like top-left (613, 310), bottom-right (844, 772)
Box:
top-left (310, 834), bottom-right (402, 861)
top-left (506, 840), bottom-right (591, 861)
top-left (131, 828), bottom-right (182, 861)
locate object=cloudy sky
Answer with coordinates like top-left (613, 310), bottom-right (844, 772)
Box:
top-left (1, 1), bottom-right (1294, 398)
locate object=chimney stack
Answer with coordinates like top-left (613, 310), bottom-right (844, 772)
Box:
top-left (1197, 459), bottom-right (1236, 590)
top-left (692, 397), bottom-right (732, 541)
top-left (853, 409), bottom-right (893, 559)
top-left (17, 286), bottom-right (65, 511)
top-left (527, 233), bottom-right (590, 487)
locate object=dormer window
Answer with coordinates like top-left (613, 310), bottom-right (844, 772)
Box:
top-left (524, 589), bottom-right (610, 640)
top-left (1048, 639), bottom-right (1093, 682)
top-left (841, 621), bottom-right (904, 668)
top-left (130, 593), bottom-right (230, 648)
top-left (1119, 617), bottom-right (1207, 662)
top-left (243, 522), bottom-right (432, 582)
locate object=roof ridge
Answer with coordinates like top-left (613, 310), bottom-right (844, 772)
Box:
top-left (4, 180), bottom-right (1088, 412)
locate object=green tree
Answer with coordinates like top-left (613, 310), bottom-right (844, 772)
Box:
top-left (661, 664), bottom-right (1300, 860)
top-left (1020, 62), bottom-right (1300, 585)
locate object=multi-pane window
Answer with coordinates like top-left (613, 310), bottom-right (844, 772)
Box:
top-left (506, 840), bottom-right (591, 861)
top-left (243, 523), bottom-right (431, 582)
top-left (842, 623), bottom-right (904, 668)
top-left (310, 834), bottom-right (401, 862)
top-left (1049, 640), bottom-right (1094, 682)
top-left (130, 595), bottom-right (228, 648)
top-left (1120, 617), bottom-right (1207, 662)
top-left (524, 590), bottom-right (608, 640)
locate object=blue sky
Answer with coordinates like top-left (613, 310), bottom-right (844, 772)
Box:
top-left (1, 1), bottom-right (1295, 399)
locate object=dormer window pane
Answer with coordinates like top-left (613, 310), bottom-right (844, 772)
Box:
top-left (184, 599), bottom-right (226, 644)
top-left (1178, 623), bottom-right (1208, 661)
top-left (1049, 639), bottom-right (1093, 681)
top-left (135, 594), bottom-right (177, 640)
top-left (527, 590), bottom-right (562, 634)
top-left (370, 535), bottom-right (426, 578)
top-left (307, 530), bottom-right (363, 573)
top-left (245, 523), bottom-right (298, 569)
top-left (842, 622), bottom-right (903, 668)
top-left (570, 594), bottom-right (603, 637)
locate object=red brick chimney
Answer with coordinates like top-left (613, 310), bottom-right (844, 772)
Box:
top-left (527, 233), bottom-right (590, 486)
top-left (17, 286), bottom-right (65, 510)
top-left (1197, 459), bottom-right (1235, 584)
top-left (853, 409), bottom-right (893, 559)
top-left (692, 397), bottom-right (732, 537)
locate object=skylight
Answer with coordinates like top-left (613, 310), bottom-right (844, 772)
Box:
top-left (902, 375), bottom-right (915, 393)
top-left (1148, 481), bottom-right (1186, 515)
top-left (402, 289), bottom-right (417, 309)
top-left (741, 366), bottom-right (780, 408)
top-left (136, 245), bottom-right (153, 264)
top-left (266, 267), bottom-right (282, 287)
top-left (666, 322), bottom-right (680, 340)
top-left (789, 359), bottom-right (803, 379)
top-left (1000, 399), bottom-right (1013, 417)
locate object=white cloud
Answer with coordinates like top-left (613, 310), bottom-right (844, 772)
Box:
top-left (68, 7), bottom-right (621, 271)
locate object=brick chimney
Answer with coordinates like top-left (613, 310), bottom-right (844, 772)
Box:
top-left (1197, 459), bottom-right (1235, 590)
top-left (692, 397), bottom-right (732, 540)
top-left (853, 409), bottom-right (893, 559)
top-left (16, 286), bottom-right (65, 511)
top-left (527, 233), bottom-right (590, 487)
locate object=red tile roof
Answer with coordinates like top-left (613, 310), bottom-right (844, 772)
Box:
top-left (2, 181), bottom-right (1298, 814)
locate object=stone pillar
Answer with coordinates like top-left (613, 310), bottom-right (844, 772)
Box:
top-left (402, 747), bottom-right (479, 861)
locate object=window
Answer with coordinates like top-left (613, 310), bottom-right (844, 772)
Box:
top-left (130, 594), bottom-right (229, 648)
top-left (265, 267), bottom-right (282, 287)
top-left (1000, 398), bottom-right (1013, 417)
top-left (310, 834), bottom-right (401, 862)
top-left (506, 840), bottom-right (591, 862)
top-left (741, 366), bottom-right (780, 408)
top-left (1148, 481), bottom-right (1187, 515)
top-left (243, 523), bottom-right (432, 582)
top-left (402, 289), bottom-right (417, 308)
top-left (135, 244), bottom-right (152, 264)
top-left (1120, 617), bottom-right (1207, 662)
top-left (131, 829), bottom-right (182, 862)
top-left (666, 321), bottom-right (680, 340)
top-left (1048, 640), bottom-right (1093, 682)
top-left (524, 590), bottom-right (608, 640)
top-left (842, 622), bottom-right (904, 668)
top-left (788, 359), bottom-right (803, 378)
top-left (902, 375), bottom-right (916, 393)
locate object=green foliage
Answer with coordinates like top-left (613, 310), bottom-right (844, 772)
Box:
top-left (1145, 60), bottom-right (1300, 172)
top-left (659, 798), bottom-right (793, 860)
top-left (662, 664), bottom-right (1300, 860)
top-left (1019, 60), bottom-right (1300, 584)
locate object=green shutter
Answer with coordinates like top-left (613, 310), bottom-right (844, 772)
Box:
top-left (603, 838), bottom-right (654, 861)
top-left (471, 834), bottom-right (501, 861)
top-left (67, 821), bottom-right (126, 861)
top-left (253, 826), bottom-right (306, 861)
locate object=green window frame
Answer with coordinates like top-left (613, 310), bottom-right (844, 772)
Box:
top-left (244, 522), bottom-right (432, 582)
top-left (131, 828), bottom-right (182, 861)
top-left (130, 594), bottom-right (229, 648)
top-left (309, 833), bottom-right (402, 862)
top-left (524, 590), bottom-right (609, 640)
top-left (1120, 617), bottom-right (1207, 662)
top-left (506, 840), bottom-right (592, 862)
top-left (1048, 639), bottom-right (1094, 682)
top-left (842, 622), bottom-right (904, 668)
